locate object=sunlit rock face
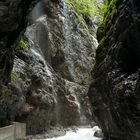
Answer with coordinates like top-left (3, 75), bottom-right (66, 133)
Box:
top-left (0, 0), bottom-right (97, 134)
top-left (88, 0), bottom-right (140, 140)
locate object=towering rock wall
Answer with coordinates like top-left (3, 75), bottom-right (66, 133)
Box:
top-left (88, 0), bottom-right (140, 140)
top-left (0, 0), bottom-right (96, 134)
top-left (0, 0), bottom-right (38, 127)
top-left (0, 0), bottom-right (32, 84)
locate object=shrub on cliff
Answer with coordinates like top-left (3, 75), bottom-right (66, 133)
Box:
top-left (65, 0), bottom-right (105, 21)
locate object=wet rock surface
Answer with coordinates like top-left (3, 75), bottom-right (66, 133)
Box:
top-left (0, 0), bottom-right (96, 134)
top-left (0, 0), bottom-right (38, 126)
top-left (0, 0), bottom-right (39, 84)
top-left (88, 0), bottom-right (140, 140)
top-left (94, 129), bottom-right (103, 138)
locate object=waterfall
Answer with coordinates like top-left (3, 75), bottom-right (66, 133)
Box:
top-left (30, 48), bottom-right (52, 77)
top-left (60, 1), bottom-right (89, 125)
top-left (0, 0), bottom-right (104, 137)
top-left (29, 1), bottom-right (47, 24)
top-left (62, 1), bottom-right (75, 78)
top-left (15, 0), bottom-right (101, 136)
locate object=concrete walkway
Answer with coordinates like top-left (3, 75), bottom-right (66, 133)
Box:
top-left (0, 122), bottom-right (26, 140)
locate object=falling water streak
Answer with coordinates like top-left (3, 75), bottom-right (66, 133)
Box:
top-left (29, 1), bottom-right (47, 24)
top-left (24, 0), bottom-right (92, 127)
top-left (30, 48), bottom-right (52, 77)
top-left (50, 1), bottom-right (70, 125)
top-left (62, 1), bottom-right (75, 78)
top-left (25, 0), bottom-right (52, 76)
top-left (71, 93), bottom-right (89, 125)
top-left (61, 1), bottom-right (89, 125)
top-left (27, 1), bottom-right (61, 124)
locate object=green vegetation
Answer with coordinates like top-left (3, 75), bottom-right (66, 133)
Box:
top-left (95, 0), bottom-right (121, 68)
top-left (65, 0), bottom-right (119, 36)
top-left (65, 0), bottom-right (119, 63)
top-left (99, 0), bottom-right (119, 29)
top-left (11, 72), bottom-right (22, 84)
top-left (19, 39), bottom-right (29, 50)
top-left (64, 0), bottom-right (109, 39)
top-left (66, 0), bottom-right (100, 20)
top-left (65, 0), bottom-right (106, 62)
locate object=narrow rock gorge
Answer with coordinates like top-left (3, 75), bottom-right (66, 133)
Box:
top-left (0, 0), bottom-right (140, 140)
top-left (88, 0), bottom-right (140, 140)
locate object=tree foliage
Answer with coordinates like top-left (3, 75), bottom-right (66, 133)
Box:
top-left (65, 0), bottom-right (107, 21)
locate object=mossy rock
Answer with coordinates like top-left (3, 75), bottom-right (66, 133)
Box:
top-left (19, 39), bottom-right (29, 50)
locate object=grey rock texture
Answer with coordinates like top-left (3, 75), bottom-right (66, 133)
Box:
top-left (0, 0), bottom-right (38, 126)
top-left (88, 0), bottom-right (140, 140)
top-left (0, 0), bottom-right (96, 134)
top-left (0, 0), bottom-right (39, 84)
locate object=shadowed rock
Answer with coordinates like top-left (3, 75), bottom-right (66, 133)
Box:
top-left (88, 0), bottom-right (140, 140)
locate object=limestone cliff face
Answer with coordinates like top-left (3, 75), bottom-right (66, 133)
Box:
top-left (88, 0), bottom-right (140, 140)
top-left (0, 0), bottom-right (96, 134)
top-left (0, 0), bottom-right (38, 127)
